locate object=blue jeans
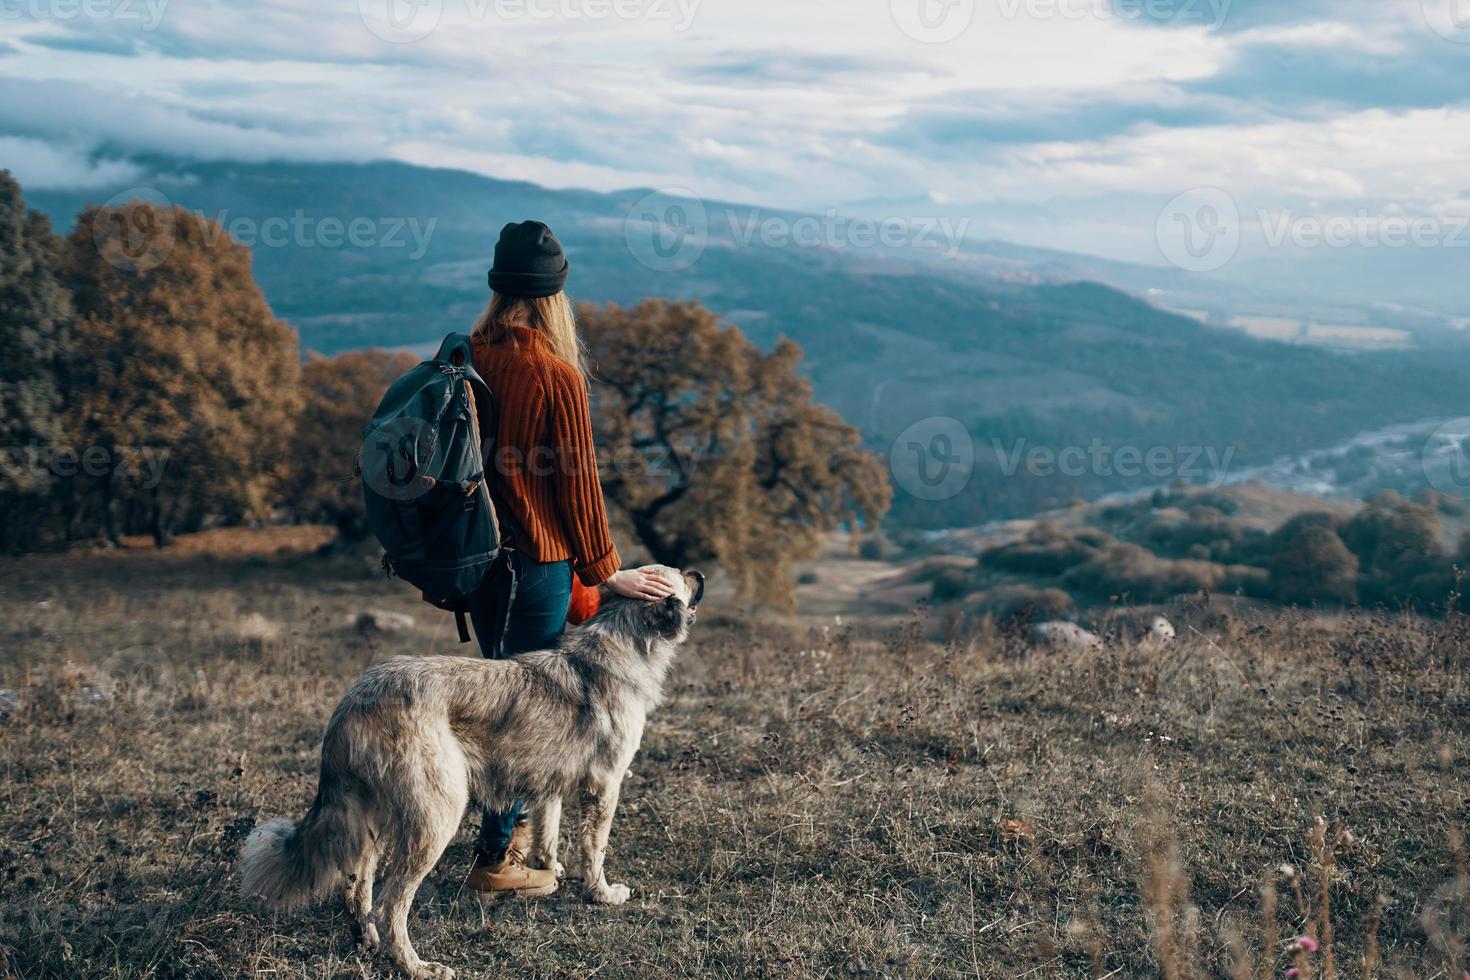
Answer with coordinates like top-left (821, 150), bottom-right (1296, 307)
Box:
top-left (468, 552), bottom-right (573, 862)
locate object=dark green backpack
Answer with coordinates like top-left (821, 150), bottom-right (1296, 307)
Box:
top-left (360, 333), bottom-right (500, 639)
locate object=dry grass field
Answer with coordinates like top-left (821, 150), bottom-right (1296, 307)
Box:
top-left (0, 534), bottom-right (1467, 978)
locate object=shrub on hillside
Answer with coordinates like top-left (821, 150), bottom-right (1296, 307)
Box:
top-left (858, 534), bottom-right (902, 561)
top-left (931, 567), bottom-right (972, 603)
top-left (1143, 505), bottom-right (1250, 561)
top-left (886, 528), bottom-right (923, 552)
top-left (981, 523), bottom-right (1111, 576)
top-left (968, 584), bottom-right (1074, 620)
top-left (1268, 522), bottom-right (1359, 605)
top-left (1145, 487), bottom-right (1241, 516)
top-left (1339, 500), bottom-right (1441, 578)
top-left (1062, 541), bottom-right (1242, 600)
top-left (1224, 563), bottom-right (1271, 596)
top-left (1274, 511), bottom-right (1345, 536)
top-left (1419, 488), bottom-right (1469, 518)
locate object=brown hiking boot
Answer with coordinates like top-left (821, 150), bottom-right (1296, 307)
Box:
top-left (464, 825), bottom-right (557, 900)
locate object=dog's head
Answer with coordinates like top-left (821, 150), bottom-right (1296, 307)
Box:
top-left (633, 565), bottom-right (704, 643)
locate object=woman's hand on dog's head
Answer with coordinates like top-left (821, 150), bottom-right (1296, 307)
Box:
top-left (605, 567), bottom-right (678, 601)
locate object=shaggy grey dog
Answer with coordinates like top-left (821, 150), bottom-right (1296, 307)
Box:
top-left (240, 566), bottom-right (704, 979)
top-left (1032, 615), bottom-right (1175, 653)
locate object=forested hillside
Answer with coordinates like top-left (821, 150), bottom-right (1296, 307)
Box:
top-left (31, 159), bottom-right (1470, 526)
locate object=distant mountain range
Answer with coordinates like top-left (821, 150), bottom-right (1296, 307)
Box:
top-left (27, 158), bottom-right (1470, 527)
top-left (841, 193), bottom-right (1470, 333)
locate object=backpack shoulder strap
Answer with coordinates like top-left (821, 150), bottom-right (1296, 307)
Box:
top-left (437, 331), bottom-right (493, 404)
top-left (434, 331), bottom-right (474, 366)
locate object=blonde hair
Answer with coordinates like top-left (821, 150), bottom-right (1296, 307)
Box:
top-left (472, 291), bottom-right (586, 374)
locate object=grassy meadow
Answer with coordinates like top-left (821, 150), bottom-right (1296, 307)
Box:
top-left (0, 531), bottom-right (1467, 978)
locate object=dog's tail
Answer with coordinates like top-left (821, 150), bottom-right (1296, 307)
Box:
top-left (239, 761), bottom-right (368, 909)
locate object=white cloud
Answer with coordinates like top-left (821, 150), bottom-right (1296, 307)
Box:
top-left (1234, 21), bottom-right (1405, 55)
top-left (0, 135), bottom-right (142, 187)
top-left (0, 0), bottom-right (1466, 266)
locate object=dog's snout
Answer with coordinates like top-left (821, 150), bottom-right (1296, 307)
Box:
top-left (686, 569), bottom-right (706, 607)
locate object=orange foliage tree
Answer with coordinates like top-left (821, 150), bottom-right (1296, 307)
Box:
top-left (580, 299), bottom-right (890, 604)
top-left (0, 171), bottom-right (72, 551)
top-left (62, 201), bottom-right (301, 546)
top-left (285, 348), bottom-right (419, 539)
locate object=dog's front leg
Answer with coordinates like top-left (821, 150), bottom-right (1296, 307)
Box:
top-left (528, 796), bottom-right (565, 877)
top-left (579, 771), bottom-right (629, 905)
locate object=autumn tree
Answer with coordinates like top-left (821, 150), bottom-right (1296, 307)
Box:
top-left (62, 201), bottom-right (301, 546)
top-left (580, 299), bottom-right (890, 604)
top-left (0, 171), bottom-right (72, 551)
top-left (284, 348), bottom-right (417, 540)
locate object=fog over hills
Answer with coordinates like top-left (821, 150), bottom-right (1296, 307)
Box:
top-left (29, 158), bottom-right (1470, 527)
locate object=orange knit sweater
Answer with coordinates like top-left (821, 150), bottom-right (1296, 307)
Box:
top-left (470, 325), bottom-right (621, 586)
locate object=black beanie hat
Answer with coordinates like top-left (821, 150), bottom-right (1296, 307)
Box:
top-left (487, 220), bottom-right (569, 297)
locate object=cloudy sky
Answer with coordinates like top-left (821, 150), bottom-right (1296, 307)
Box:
top-left (3, 0), bottom-right (1470, 264)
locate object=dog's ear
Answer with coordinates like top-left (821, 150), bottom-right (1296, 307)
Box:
top-left (641, 595), bottom-right (685, 638)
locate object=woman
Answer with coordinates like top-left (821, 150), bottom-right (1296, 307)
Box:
top-left (462, 220), bottom-right (674, 899)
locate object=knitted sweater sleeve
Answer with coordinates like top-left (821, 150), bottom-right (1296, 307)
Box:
top-left (547, 362), bottom-right (622, 586)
